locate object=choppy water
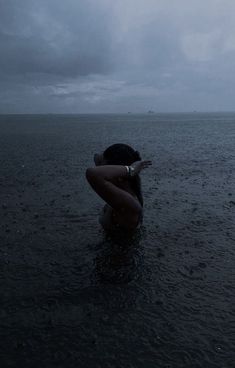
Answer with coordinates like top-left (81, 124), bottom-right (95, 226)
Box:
top-left (0, 113), bottom-right (235, 367)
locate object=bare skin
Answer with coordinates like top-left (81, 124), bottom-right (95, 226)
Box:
top-left (86, 152), bottom-right (152, 230)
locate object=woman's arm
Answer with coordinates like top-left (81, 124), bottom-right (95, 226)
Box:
top-left (86, 165), bottom-right (142, 215)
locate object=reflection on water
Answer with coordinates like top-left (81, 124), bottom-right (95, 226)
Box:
top-left (94, 227), bottom-right (146, 285)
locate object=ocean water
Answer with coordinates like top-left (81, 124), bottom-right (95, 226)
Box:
top-left (0, 113), bottom-right (235, 367)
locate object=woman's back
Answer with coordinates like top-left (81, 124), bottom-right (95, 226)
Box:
top-left (86, 143), bottom-right (152, 231)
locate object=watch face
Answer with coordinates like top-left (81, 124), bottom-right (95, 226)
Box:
top-left (130, 167), bottom-right (135, 176)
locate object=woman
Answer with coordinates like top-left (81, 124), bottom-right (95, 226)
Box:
top-left (86, 143), bottom-right (152, 231)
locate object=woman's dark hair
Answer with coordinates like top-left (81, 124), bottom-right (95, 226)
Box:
top-left (103, 143), bottom-right (143, 207)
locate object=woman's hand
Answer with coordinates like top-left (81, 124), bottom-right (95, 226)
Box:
top-left (130, 160), bottom-right (152, 176)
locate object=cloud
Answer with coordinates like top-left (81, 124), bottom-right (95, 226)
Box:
top-left (1, 0), bottom-right (235, 112)
top-left (181, 31), bottom-right (222, 62)
top-left (0, 0), bottom-right (114, 78)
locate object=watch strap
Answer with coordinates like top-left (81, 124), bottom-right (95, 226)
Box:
top-left (129, 166), bottom-right (135, 176)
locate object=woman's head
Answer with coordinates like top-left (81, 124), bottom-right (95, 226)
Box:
top-left (94, 143), bottom-right (141, 167)
top-left (103, 143), bottom-right (141, 166)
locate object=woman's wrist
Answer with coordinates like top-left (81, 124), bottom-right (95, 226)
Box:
top-left (125, 165), bottom-right (135, 177)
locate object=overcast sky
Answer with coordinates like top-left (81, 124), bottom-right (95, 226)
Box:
top-left (1, 0), bottom-right (235, 113)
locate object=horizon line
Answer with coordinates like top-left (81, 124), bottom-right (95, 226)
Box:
top-left (1, 111), bottom-right (235, 115)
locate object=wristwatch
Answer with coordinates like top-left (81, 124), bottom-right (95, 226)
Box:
top-left (125, 165), bottom-right (135, 177)
top-left (129, 165), bottom-right (135, 176)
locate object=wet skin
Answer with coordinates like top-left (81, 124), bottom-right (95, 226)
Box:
top-left (93, 153), bottom-right (136, 194)
top-left (93, 152), bottom-right (142, 230)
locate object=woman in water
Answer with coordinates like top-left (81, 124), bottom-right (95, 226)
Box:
top-left (86, 143), bottom-right (152, 231)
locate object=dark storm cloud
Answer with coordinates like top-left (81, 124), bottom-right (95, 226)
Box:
top-left (0, 0), bottom-right (113, 78)
top-left (1, 0), bottom-right (235, 112)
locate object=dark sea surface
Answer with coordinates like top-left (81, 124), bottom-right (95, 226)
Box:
top-left (0, 113), bottom-right (235, 367)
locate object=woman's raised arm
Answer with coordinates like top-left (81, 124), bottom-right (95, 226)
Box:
top-left (86, 165), bottom-right (141, 215)
top-left (85, 160), bottom-right (152, 215)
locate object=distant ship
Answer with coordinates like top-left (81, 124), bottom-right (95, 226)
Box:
top-left (148, 110), bottom-right (154, 114)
